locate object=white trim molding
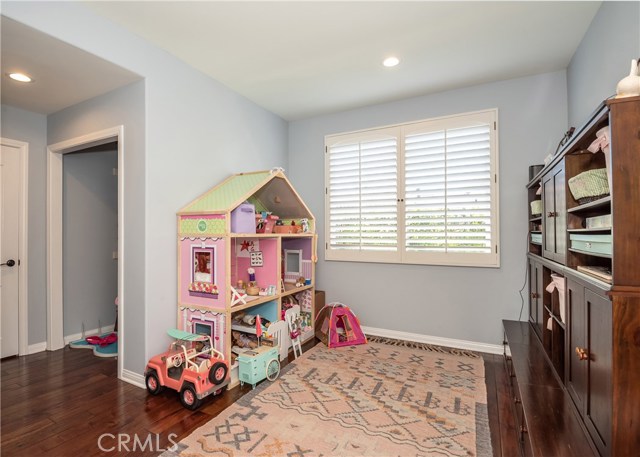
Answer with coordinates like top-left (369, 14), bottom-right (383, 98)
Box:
top-left (121, 369), bottom-right (145, 389)
top-left (63, 324), bottom-right (116, 346)
top-left (361, 326), bottom-right (503, 355)
top-left (1, 137), bottom-right (29, 356)
top-left (27, 342), bottom-right (47, 355)
top-left (46, 126), bottom-right (125, 383)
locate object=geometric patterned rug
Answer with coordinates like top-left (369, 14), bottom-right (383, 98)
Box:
top-left (162, 338), bottom-right (492, 457)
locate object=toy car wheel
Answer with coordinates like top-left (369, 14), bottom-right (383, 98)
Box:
top-left (145, 372), bottom-right (164, 395)
top-left (266, 358), bottom-right (280, 381)
top-left (180, 385), bottom-right (202, 410)
top-left (209, 362), bottom-right (228, 385)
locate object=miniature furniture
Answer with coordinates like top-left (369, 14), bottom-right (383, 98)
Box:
top-left (237, 345), bottom-right (280, 389)
top-left (285, 305), bottom-right (303, 359)
top-left (266, 320), bottom-right (288, 362)
top-left (176, 170), bottom-right (317, 383)
top-left (506, 96), bottom-right (640, 457)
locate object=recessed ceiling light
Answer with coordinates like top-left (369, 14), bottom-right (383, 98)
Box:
top-left (383, 57), bottom-right (400, 68)
top-left (8, 72), bottom-right (33, 83)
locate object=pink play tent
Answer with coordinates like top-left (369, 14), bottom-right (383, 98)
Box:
top-left (315, 302), bottom-right (367, 348)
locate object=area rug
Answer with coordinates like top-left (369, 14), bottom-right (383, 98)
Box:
top-left (163, 338), bottom-right (492, 457)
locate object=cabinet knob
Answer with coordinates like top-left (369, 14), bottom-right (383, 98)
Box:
top-left (547, 211), bottom-right (557, 218)
top-left (514, 396), bottom-right (521, 404)
top-left (575, 347), bottom-right (589, 361)
top-left (530, 292), bottom-right (539, 299)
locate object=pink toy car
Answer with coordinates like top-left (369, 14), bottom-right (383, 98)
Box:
top-left (144, 329), bottom-right (230, 410)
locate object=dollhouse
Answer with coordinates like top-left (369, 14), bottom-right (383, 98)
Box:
top-left (176, 169), bottom-right (317, 378)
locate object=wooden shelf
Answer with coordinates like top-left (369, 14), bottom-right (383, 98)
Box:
top-left (231, 323), bottom-right (267, 334)
top-left (230, 295), bottom-right (278, 312)
top-left (569, 267), bottom-right (612, 288)
top-left (568, 248), bottom-right (611, 259)
top-left (567, 227), bottom-right (611, 233)
top-left (281, 284), bottom-right (313, 297)
top-left (229, 284), bottom-right (314, 313)
top-left (567, 196), bottom-right (611, 213)
top-left (530, 216), bottom-right (542, 222)
top-left (231, 232), bottom-right (315, 238)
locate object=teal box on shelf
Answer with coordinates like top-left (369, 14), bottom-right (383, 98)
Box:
top-left (570, 233), bottom-right (612, 256)
top-left (237, 346), bottom-right (279, 389)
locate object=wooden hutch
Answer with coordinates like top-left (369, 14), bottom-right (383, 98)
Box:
top-left (504, 96), bottom-right (640, 456)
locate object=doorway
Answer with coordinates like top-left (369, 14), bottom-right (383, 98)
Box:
top-left (47, 126), bottom-right (124, 377)
top-left (63, 143), bottom-right (118, 343)
top-left (0, 138), bottom-right (29, 358)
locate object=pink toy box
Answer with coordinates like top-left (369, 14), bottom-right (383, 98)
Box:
top-left (231, 203), bottom-right (256, 233)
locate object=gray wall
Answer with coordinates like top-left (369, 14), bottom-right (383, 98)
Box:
top-left (0, 104), bottom-right (47, 345)
top-left (567, 1), bottom-right (640, 127)
top-left (48, 81), bottom-right (146, 372)
top-left (289, 71), bottom-right (568, 346)
top-left (62, 146), bottom-right (118, 336)
top-left (5, 2), bottom-right (288, 374)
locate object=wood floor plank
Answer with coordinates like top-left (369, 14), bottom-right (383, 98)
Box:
top-left (1, 340), bottom-right (508, 457)
top-left (484, 354), bottom-right (504, 457)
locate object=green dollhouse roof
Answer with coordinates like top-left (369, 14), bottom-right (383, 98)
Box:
top-left (180, 171), bottom-right (272, 213)
top-left (179, 170), bottom-right (314, 220)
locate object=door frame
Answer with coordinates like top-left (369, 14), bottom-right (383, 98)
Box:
top-left (0, 137), bottom-right (29, 356)
top-left (47, 126), bottom-right (124, 377)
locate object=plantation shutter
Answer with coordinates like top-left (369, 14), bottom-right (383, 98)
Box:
top-left (326, 130), bottom-right (398, 260)
top-left (404, 123), bottom-right (493, 254)
top-left (325, 109), bottom-right (498, 267)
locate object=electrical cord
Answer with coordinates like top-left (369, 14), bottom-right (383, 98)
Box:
top-left (518, 230), bottom-right (530, 321)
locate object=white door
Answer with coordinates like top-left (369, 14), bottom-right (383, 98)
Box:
top-left (1, 143), bottom-right (21, 358)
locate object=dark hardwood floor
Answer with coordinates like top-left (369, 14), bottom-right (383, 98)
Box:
top-left (1, 344), bottom-right (518, 457)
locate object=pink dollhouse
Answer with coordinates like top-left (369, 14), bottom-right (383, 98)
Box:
top-left (176, 169), bottom-right (317, 373)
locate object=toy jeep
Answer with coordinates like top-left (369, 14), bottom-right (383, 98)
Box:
top-left (144, 329), bottom-right (230, 410)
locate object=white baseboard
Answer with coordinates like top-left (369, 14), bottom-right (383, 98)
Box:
top-left (120, 369), bottom-right (145, 389)
top-left (361, 326), bottom-right (503, 355)
top-left (64, 324), bottom-right (115, 345)
top-left (27, 342), bottom-right (47, 354)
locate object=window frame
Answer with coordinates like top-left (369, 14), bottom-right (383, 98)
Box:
top-left (324, 108), bottom-right (500, 268)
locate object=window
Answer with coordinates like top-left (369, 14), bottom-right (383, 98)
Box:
top-left (284, 249), bottom-right (302, 282)
top-left (325, 109), bottom-right (499, 267)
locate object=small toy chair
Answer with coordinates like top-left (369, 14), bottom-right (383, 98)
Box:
top-left (285, 305), bottom-right (303, 359)
top-left (266, 320), bottom-right (288, 362)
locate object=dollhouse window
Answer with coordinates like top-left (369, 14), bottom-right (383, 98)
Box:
top-left (193, 320), bottom-right (214, 339)
top-left (192, 247), bottom-right (215, 284)
top-left (284, 249), bottom-right (302, 282)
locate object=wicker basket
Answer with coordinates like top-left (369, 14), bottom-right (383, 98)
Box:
top-left (530, 200), bottom-right (542, 216)
top-left (246, 284), bottom-right (260, 296)
top-left (568, 168), bottom-right (609, 204)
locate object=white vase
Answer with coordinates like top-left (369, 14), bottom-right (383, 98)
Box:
top-left (616, 59), bottom-right (640, 98)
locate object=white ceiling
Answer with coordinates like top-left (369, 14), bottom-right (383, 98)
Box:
top-left (2, 2), bottom-right (601, 120)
